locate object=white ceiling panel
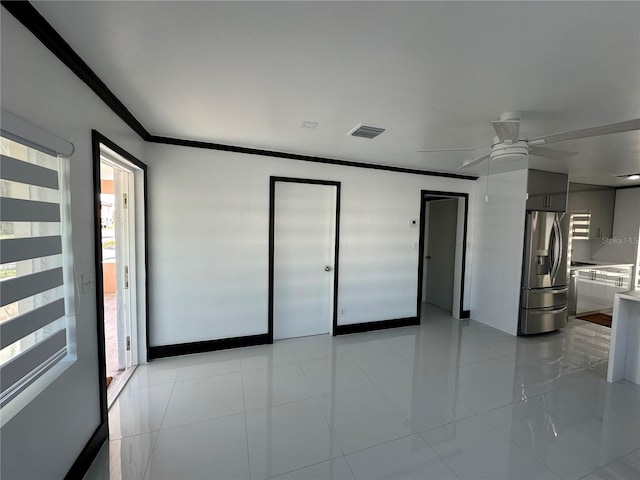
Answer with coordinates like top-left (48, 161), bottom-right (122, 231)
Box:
top-left (31, 1), bottom-right (640, 185)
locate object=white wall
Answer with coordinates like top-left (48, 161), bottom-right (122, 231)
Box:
top-left (1, 12), bottom-right (145, 479)
top-left (591, 188), bottom-right (640, 264)
top-left (471, 169), bottom-right (528, 335)
top-left (145, 143), bottom-right (477, 346)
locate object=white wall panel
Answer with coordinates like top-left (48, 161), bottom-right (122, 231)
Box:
top-left (1, 12), bottom-right (145, 479)
top-left (470, 170), bottom-right (528, 335)
top-left (145, 143), bottom-right (476, 346)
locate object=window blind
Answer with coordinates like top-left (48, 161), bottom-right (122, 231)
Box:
top-left (0, 127), bottom-right (75, 407)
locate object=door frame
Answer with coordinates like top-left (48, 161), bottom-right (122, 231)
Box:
top-left (268, 177), bottom-right (341, 341)
top-left (417, 190), bottom-right (469, 320)
top-left (91, 130), bottom-right (149, 419)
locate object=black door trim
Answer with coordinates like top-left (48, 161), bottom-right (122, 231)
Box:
top-left (417, 190), bottom-right (469, 320)
top-left (269, 177), bottom-right (341, 340)
top-left (91, 130), bottom-right (150, 440)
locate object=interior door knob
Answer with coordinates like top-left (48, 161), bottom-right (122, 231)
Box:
top-left (324, 265), bottom-right (332, 272)
top-left (426, 256), bottom-right (431, 260)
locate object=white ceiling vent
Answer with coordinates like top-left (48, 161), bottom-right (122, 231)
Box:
top-left (348, 123), bottom-right (386, 139)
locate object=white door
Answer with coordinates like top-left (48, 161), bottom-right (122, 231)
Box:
top-left (273, 182), bottom-right (336, 340)
top-left (113, 166), bottom-right (133, 370)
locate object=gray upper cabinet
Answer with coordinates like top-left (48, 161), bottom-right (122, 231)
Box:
top-left (567, 183), bottom-right (615, 239)
top-left (526, 170), bottom-right (568, 212)
top-left (588, 189), bottom-right (615, 239)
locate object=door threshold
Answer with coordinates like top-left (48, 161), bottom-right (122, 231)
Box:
top-left (107, 365), bottom-right (137, 409)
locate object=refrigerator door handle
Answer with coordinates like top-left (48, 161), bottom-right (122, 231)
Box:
top-left (550, 217), bottom-right (562, 283)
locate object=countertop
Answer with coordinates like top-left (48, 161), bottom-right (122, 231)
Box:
top-left (616, 289), bottom-right (640, 302)
top-left (570, 260), bottom-right (635, 271)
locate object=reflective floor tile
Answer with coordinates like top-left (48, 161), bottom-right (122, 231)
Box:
top-left (109, 383), bottom-right (173, 439)
top-left (452, 373), bottom-right (524, 413)
top-left (581, 449), bottom-right (640, 480)
top-left (481, 399), bottom-right (639, 479)
top-left (345, 434), bottom-right (458, 480)
top-left (299, 356), bottom-right (372, 396)
top-left (126, 364), bottom-right (179, 389)
top-left (539, 377), bottom-right (640, 423)
top-left (284, 335), bottom-right (347, 362)
top-left (95, 432), bottom-right (157, 480)
top-left (245, 398), bottom-right (342, 480)
top-left (421, 415), bottom-right (558, 479)
top-left (269, 458), bottom-right (355, 480)
top-left (176, 357), bottom-right (242, 381)
top-left (240, 343), bottom-right (298, 371)
top-left (349, 350), bottom-right (419, 384)
top-left (243, 362), bottom-right (314, 411)
top-left (161, 372), bottom-right (244, 428)
top-left (144, 414), bottom-right (249, 480)
top-left (377, 375), bottom-right (475, 431)
top-left (318, 384), bottom-right (414, 454)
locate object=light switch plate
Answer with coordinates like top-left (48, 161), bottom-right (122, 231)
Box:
top-left (81, 272), bottom-right (94, 293)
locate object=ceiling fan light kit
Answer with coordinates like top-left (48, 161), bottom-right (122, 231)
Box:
top-left (489, 141), bottom-right (529, 162)
top-left (451, 113), bottom-right (640, 170)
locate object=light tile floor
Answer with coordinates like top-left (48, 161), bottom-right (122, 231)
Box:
top-left (84, 306), bottom-right (640, 480)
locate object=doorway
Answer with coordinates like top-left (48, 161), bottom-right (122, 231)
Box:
top-left (269, 177), bottom-right (340, 341)
top-left (417, 191), bottom-right (469, 320)
top-left (92, 131), bottom-right (148, 411)
top-left (100, 159), bottom-right (134, 391)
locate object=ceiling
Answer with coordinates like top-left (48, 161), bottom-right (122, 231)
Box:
top-left (32, 1), bottom-right (640, 186)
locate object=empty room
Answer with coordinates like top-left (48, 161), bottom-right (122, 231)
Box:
top-left (1, 1), bottom-right (640, 479)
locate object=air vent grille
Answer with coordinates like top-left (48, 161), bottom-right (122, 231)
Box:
top-left (348, 123), bottom-right (386, 139)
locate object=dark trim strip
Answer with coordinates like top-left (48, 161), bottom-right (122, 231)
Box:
top-left (2, 1), bottom-right (478, 182)
top-left (149, 135), bottom-right (478, 180)
top-left (615, 184), bottom-right (640, 190)
top-left (64, 421), bottom-right (108, 480)
top-left (149, 334), bottom-right (271, 360)
top-left (416, 191), bottom-right (469, 320)
top-left (1, 1), bottom-right (150, 140)
top-left (335, 317), bottom-right (419, 335)
top-left (268, 177), bottom-right (341, 340)
top-left (461, 310), bottom-right (471, 319)
top-left (90, 132), bottom-right (108, 427)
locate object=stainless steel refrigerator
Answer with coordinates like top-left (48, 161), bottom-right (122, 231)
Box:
top-left (519, 211), bottom-right (569, 335)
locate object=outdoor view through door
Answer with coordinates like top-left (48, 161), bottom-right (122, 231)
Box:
top-left (99, 148), bottom-right (137, 400)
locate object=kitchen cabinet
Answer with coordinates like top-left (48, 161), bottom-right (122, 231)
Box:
top-left (575, 265), bottom-right (634, 315)
top-left (526, 170), bottom-right (568, 212)
top-left (588, 189), bottom-right (615, 239)
top-left (567, 185), bottom-right (615, 239)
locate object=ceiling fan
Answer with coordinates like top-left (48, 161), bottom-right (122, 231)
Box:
top-left (418, 112), bottom-right (640, 170)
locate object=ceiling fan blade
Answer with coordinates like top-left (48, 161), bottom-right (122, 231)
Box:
top-left (529, 146), bottom-right (578, 161)
top-left (457, 153), bottom-right (490, 170)
top-left (529, 118), bottom-right (640, 145)
top-left (417, 147), bottom-right (489, 153)
top-left (492, 120), bottom-right (520, 143)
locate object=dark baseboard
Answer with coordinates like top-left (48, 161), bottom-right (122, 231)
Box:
top-left (334, 317), bottom-right (419, 335)
top-left (149, 333), bottom-right (271, 359)
top-left (461, 310), bottom-right (471, 319)
top-left (64, 420), bottom-right (108, 480)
